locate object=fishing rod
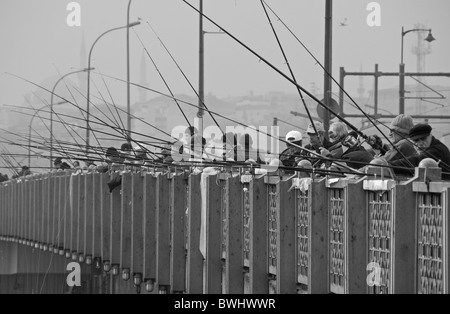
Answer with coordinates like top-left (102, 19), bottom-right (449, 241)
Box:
top-left (259, 0), bottom-right (416, 169)
top-left (0, 146), bottom-right (20, 175)
top-left (145, 21), bottom-right (224, 134)
top-left (56, 72), bottom-right (106, 157)
top-left (23, 91), bottom-right (76, 160)
top-left (9, 107), bottom-right (169, 162)
top-left (23, 105), bottom-right (170, 161)
top-left (181, 0), bottom-right (418, 171)
top-left (0, 154), bottom-right (17, 176)
top-left (7, 104), bottom-right (171, 149)
top-left (89, 64), bottom-right (127, 136)
top-left (4, 73), bottom-right (172, 162)
top-left (69, 83), bottom-right (178, 142)
top-left (89, 74), bottom-right (126, 136)
top-left (259, 0), bottom-right (318, 135)
top-left (133, 28), bottom-right (192, 129)
top-left (98, 74), bottom-right (363, 174)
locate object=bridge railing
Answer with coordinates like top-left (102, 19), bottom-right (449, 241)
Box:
top-left (0, 166), bottom-right (449, 294)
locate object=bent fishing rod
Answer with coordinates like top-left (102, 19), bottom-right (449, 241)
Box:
top-left (182, 0), bottom-right (415, 169)
top-left (133, 28), bottom-right (192, 129)
top-left (145, 21), bottom-right (224, 134)
top-left (259, 0), bottom-right (318, 135)
top-left (259, 0), bottom-right (415, 168)
top-left (98, 74), bottom-right (363, 175)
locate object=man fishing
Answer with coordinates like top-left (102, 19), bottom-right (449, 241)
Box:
top-left (390, 124), bottom-right (450, 179)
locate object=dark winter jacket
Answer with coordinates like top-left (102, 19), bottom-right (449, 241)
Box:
top-left (341, 146), bottom-right (374, 169)
top-left (391, 137), bottom-right (450, 180)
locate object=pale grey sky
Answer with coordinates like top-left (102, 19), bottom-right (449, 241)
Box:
top-left (1, 0), bottom-right (449, 110)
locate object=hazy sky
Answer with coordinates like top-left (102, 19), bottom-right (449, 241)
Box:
top-left (1, 0), bottom-right (450, 110)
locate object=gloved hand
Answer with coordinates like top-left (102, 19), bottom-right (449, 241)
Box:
top-left (320, 147), bottom-right (331, 157)
top-left (368, 135), bottom-right (382, 148)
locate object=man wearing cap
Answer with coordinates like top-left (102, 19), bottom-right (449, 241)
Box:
top-left (303, 121), bottom-right (333, 166)
top-left (54, 157), bottom-right (71, 170)
top-left (381, 114), bottom-right (416, 162)
top-left (390, 124), bottom-right (450, 179)
top-left (279, 130), bottom-right (304, 168)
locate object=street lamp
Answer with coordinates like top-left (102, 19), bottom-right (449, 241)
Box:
top-left (28, 102), bottom-right (65, 167)
top-left (86, 21), bottom-right (141, 153)
top-left (198, 0), bottom-right (224, 135)
top-left (50, 67), bottom-right (94, 169)
top-left (399, 27), bottom-right (435, 114)
top-left (127, 0), bottom-right (133, 143)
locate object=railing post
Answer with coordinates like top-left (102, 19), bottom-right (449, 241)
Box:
top-left (131, 172), bottom-right (144, 292)
top-left (100, 172), bottom-right (111, 266)
top-left (225, 175), bottom-right (244, 294)
top-left (77, 174), bottom-right (86, 262)
top-left (412, 168), bottom-right (450, 294)
top-left (170, 174), bottom-right (188, 293)
top-left (204, 174), bottom-right (223, 294)
top-left (277, 179), bottom-right (297, 294)
top-left (156, 174), bottom-right (171, 293)
top-left (363, 170), bottom-right (417, 294)
top-left (109, 171), bottom-right (122, 292)
top-left (84, 173), bottom-right (94, 264)
top-left (120, 172), bottom-right (133, 284)
top-left (143, 173), bottom-right (157, 293)
top-left (70, 174), bottom-right (79, 260)
top-left (249, 176), bottom-right (269, 294)
top-left (186, 174), bottom-right (203, 294)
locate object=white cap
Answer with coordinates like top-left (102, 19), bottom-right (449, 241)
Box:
top-left (285, 131), bottom-right (302, 142)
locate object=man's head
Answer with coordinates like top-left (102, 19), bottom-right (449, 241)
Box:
top-left (285, 130), bottom-right (302, 147)
top-left (134, 146), bottom-right (147, 160)
top-left (409, 124), bottom-right (433, 150)
top-left (54, 157), bottom-right (63, 168)
top-left (105, 147), bottom-right (120, 162)
top-left (390, 114), bottom-right (414, 144)
top-left (120, 143), bottom-right (133, 159)
top-left (328, 122), bottom-right (348, 144)
top-left (306, 122), bottom-right (325, 149)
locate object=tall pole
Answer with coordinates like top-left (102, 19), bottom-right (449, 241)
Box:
top-left (323, 0), bottom-right (333, 137)
top-left (198, 0), bottom-right (205, 136)
top-left (50, 68), bottom-right (93, 169)
top-left (400, 26), bottom-right (405, 114)
top-left (399, 27), bottom-right (434, 115)
top-left (86, 22), bottom-right (140, 153)
top-left (127, 0), bottom-right (132, 142)
top-left (28, 104), bottom-right (53, 168)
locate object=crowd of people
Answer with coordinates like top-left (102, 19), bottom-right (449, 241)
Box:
top-left (277, 114), bottom-right (450, 179)
top-left (2, 114), bottom-right (450, 183)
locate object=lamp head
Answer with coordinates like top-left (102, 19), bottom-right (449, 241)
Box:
top-left (425, 30), bottom-right (435, 43)
top-left (128, 21), bottom-right (141, 27)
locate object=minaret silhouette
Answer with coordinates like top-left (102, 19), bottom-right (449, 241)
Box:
top-left (139, 49), bottom-right (147, 103)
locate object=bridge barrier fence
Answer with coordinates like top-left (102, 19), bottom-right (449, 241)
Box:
top-left (0, 166), bottom-right (448, 294)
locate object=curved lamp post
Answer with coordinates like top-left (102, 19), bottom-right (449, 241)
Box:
top-left (399, 27), bottom-right (435, 114)
top-left (50, 67), bottom-right (94, 169)
top-left (86, 21), bottom-right (141, 152)
top-left (28, 102), bottom-right (65, 167)
top-left (127, 0), bottom-right (133, 142)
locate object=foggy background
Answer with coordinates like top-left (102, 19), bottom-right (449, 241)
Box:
top-left (0, 0), bottom-right (450, 174)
